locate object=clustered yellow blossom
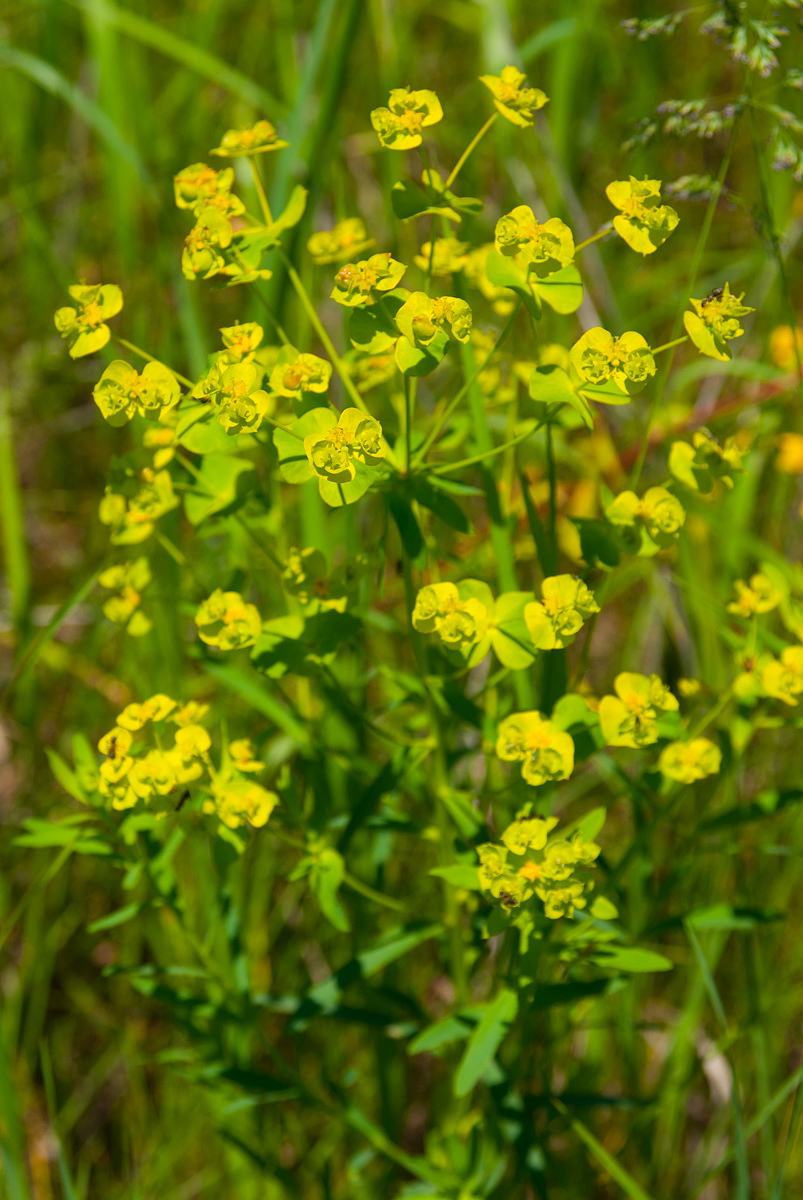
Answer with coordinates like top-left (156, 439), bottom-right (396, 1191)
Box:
top-left (181, 205), bottom-right (234, 281)
top-left (495, 711), bottom-right (575, 786)
top-left (684, 283), bottom-right (754, 361)
top-left (598, 672), bottom-right (679, 748)
top-left (413, 238), bottom-right (469, 276)
top-left (370, 88), bottom-right (443, 150)
top-left (54, 284), bottom-right (123, 358)
top-left (307, 218), bottom-right (376, 264)
top-left (477, 814), bottom-right (600, 918)
top-left (494, 207), bottom-right (575, 278)
top-left (668, 431), bottom-right (746, 492)
top-left (210, 119), bottom-right (289, 157)
top-left (658, 737), bottom-right (721, 783)
top-left (173, 163), bottom-right (244, 218)
top-left (303, 408), bottom-right (386, 483)
top-left (192, 360), bottom-right (274, 435)
top-left (93, 360), bottom-right (180, 426)
top-left (219, 321), bottom-right (264, 363)
top-left (269, 351), bottom-right (332, 399)
top-left (726, 573), bottom-right (783, 618)
top-left (195, 589), bottom-right (262, 651)
top-left (412, 582), bottom-right (488, 651)
top-left (98, 557), bottom-right (152, 637)
top-left (330, 253), bottom-right (407, 306)
top-left (605, 487), bottom-right (686, 550)
top-left (762, 646), bottom-right (803, 706)
top-left (570, 328), bottom-right (656, 396)
top-left (99, 470), bottom-right (179, 545)
top-left (479, 65), bottom-right (548, 127)
top-left (395, 292), bottom-right (473, 347)
top-left (605, 177), bottom-right (679, 255)
top-left (523, 575), bottom-right (599, 650)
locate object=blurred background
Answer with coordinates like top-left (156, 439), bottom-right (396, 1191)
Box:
top-left (1, 1), bottom-right (802, 1197)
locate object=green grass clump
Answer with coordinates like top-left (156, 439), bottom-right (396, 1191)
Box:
top-left (1, 3), bottom-right (803, 1198)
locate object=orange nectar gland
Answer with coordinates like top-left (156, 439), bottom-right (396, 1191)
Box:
top-left (82, 300), bottom-right (105, 327)
top-left (224, 602), bottom-right (247, 624)
top-left (336, 263), bottom-right (376, 294)
top-left (519, 861), bottom-right (541, 882)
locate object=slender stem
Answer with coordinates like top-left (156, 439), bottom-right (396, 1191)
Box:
top-left (403, 375), bottom-right (415, 471)
top-left (574, 224), bottom-right (613, 252)
top-left (425, 421), bottom-right (542, 475)
top-left (342, 871), bottom-right (407, 913)
top-left (445, 112), bottom-right (498, 189)
top-left (412, 299), bottom-right (522, 467)
top-left (112, 335), bottom-right (194, 389)
top-left (629, 116), bottom-right (740, 489)
top-left (248, 155), bottom-right (273, 225)
top-left (546, 422), bottom-right (558, 566)
top-left (652, 335), bottom-right (688, 356)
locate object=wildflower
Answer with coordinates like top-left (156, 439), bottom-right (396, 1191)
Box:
top-left (210, 120), bottom-right (288, 157)
top-left (762, 646), bottom-right (803, 706)
top-left (116, 694), bottom-right (177, 730)
top-left (93, 360), bottom-right (180, 426)
top-left (412, 582), bottom-right (488, 650)
top-left (228, 739), bottom-right (265, 773)
top-left (98, 726), bottom-right (133, 758)
top-left (195, 589), bottom-right (262, 651)
top-left (98, 471), bottom-right (179, 545)
top-left (479, 814), bottom-right (600, 919)
top-left (395, 292), bottom-right (473, 347)
top-left (181, 207), bottom-right (233, 280)
top-left (658, 737), bottom-right (722, 783)
top-left (606, 487), bottom-right (686, 550)
top-left (495, 711), bottom-right (575, 786)
top-left (598, 672), bottom-right (679, 748)
top-left (173, 725), bottom-right (212, 757)
top-left (54, 283), bottom-right (123, 358)
top-left (98, 557), bottom-right (152, 636)
top-left (172, 162), bottom-right (237, 213)
top-left (170, 701), bottom-right (210, 727)
top-left (501, 815), bottom-right (559, 855)
top-left (143, 424), bottom-right (178, 469)
top-left (219, 322), bottom-right (264, 363)
top-left (570, 327), bottom-right (656, 395)
top-left (684, 283), bottom-right (754, 361)
top-left (726, 573), bottom-right (783, 617)
top-left (769, 325), bottom-right (803, 371)
top-left (370, 88), bottom-right (443, 150)
top-left (413, 238), bottom-right (469, 276)
top-left (269, 351), bottom-right (332, 399)
top-left (307, 218), bottom-right (375, 264)
top-left (605, 177), bottom-right (679, 254)
top-left (205, 779), bottom-right (279, 829)
top-left (304, 408), bottom-right (386, 483)
top-left (330, 253), bottom-right (406, 307)
top-left (776, 433), bottom-right (803, 474)
top-left (524, 574), bottom-right (600, 650)
top-left (193, 361), bottom-right (273, 435)
top-left (669, 430), bottom-right (746, 492)
top-left (494, 207), bottom-right (574, 277)
top-left (479, 65), bottom-right (548, 127)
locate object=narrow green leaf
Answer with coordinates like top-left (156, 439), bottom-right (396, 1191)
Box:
top-left (454, 988), bottom-right (517, 1096)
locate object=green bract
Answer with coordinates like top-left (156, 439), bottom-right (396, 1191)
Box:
top-left (330, 253), bottom-right (406, 306)
top-left (658, 737), bottom-right (722, 783)
top-left (684, 282), bottom-right (755, 360)
top-left (493, 207), bottom-right (575, 278)
top-left (93, 360), bottom-right (180, 426)
top-left (668, 430), bottom-right (747, 492)
top-left (605, 176), bottom-right (679, 254)
top-left (269, 350), bottom-right (332, 399)
top-left (495, 711), bottom-right (575, 785)
top-left (412, 580), bottom-right (540, 669)
top-left (395, 292), bottom-right (472, 347)
top-left (195, 588), bottom-right (262, 650)
top-left (192, 361), bottom-right (274, 436)
top-left (307, 218), bottom-right (375, 264)
top-left (370, 87), bottom-right (443, 150)
top-left (54, 283), bottom-right (123, 358)
top-left (606, 486), bottom-right (686, 553)
top-left (524, 574), bottom-right (599, 649)
top-left (570, 327), bottom-right (656, 396)
top-left (479, 65), bottom-right (548, 127)
top-left (181, 206), bottom-right (233, 280)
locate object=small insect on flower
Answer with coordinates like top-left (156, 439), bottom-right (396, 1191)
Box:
top-left (701, 286), bottom-right (724, 306)
top-left (107, 736), bottom-right (117, 761)
top-left (175, 790), bottom-right (190, 812)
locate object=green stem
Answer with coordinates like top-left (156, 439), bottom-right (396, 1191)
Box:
top-left (413, 299), bottom-right (522, 467)
top-left (546, 422), bottom-right (558, 568)
top-left (445, 112), bottom-right (498, 189)
top-left (248, 155), bottom-right (273, 225)
top-left (112, 335), bottom-right (194, 389)
top-left (574, 224), bottom-right (613, 252)
top-left (403, 375), bottom-right (415, 471)
top-left (652, 335), bottom-right (688, 356)
top-left (629, 116), bottom-right (740, 489)
top-left (425, 421), bottom-right (541, 475)
top-left (0, 386), bottom-right (31, 634)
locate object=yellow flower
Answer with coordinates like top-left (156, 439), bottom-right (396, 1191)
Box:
top-left (395, 292), bottom-right (473, 347)
top-left (658, 737), bottom-right (722, 783)
top-left (413, 238), bottom-right (469, 276)
top-left (174, 725), bottom-right (212, 757)
top-left (668, 430), bottom-right (746, 492)
top-left (99, 556), bottom-right (152, 637)
top-left (605, 177), bottom-right (679, 255)
top-left (206, 780), bottom-right (279, 829)
top-left (307, 218), bottom-right (375, 264)
top-left (116, 694), bottom-right (176, 730)
top-left (181, 207), bottom-right (233, 280)
top-left (54, 283), bottom-right (123, 358)
top-left (726, 573), bottom-right (783, 617)
top-left (210, 120), bottom-right (289, 157)
top-left (269, 351), bottom-right (332, 399)
top-left (195, 589), bottom-right (262, 651)
top-left (330, 253), bottom-right (406, 307)
top-left (598, 672), bottom-right (678, 748)
top-left (684, 283), bottom-right (754, 362)
top-left (93, 360), bottom-right (180, 426)
top-left (98, 471), bottom-right (179, 546)
top-left (570, 327), bottom-right (656, 396)
top-left (219, 322), bottom-right (264, 363)
top-left (412, 582), bottom-right (488, 650)
top-left (229, 739), bottom-right (265, 773)
top-left (173, 163), bottom-right (243, 217)
top-left (494, 207), bottom-right (574, 278)
top-left (776, 433), bottom-right (803, 474)
top-left (479, 65), bottom-right (548, 127)
top-left (495, 711), bottom-right (575, 786)
top-left (479, 815), bottom-right (600, 919)
top-left (303, 408), bottom-right (386, 482)
top-left (762, 646), bottom-right (803, 706)
top-left (606, 487), bottom-right (685, 550)
top-left (193, 360), bottom-right (274, 435)
top-left (170, 701), bottom-right (210, 727)
top-left (370, 88), bottom-right (443, 150)
top-left (524, 574), bottom-right (599, 650)
top-left (769, 325), bottom-right (803, 371)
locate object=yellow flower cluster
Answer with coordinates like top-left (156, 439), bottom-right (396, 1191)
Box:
top-left (478, 814), bottom-right (600, 918)
top-left (195, 589), bottom-right (262, 651)
top-left (54, 284), bottom-right (123, 359)
top-left (370, 88), bottom-right (443, 150)
top-left (98, 470), bottom-right (179, 546)
top-left (494, 207), bottom-right (575, 278)
top-left (598, 672), bottom-right (679, 748)
top-left (495, 711), bottom-right (575, 786)
top-left (303, 409), bottom-right (386, 483)
top-left (307, 218), bottom-right (375, 264)
top-left (606, 486), bottom-right (686, 551)
top-left (479, 66), bottom-right (548, 127)
top-left (98, 557), bottom-right (152, 637)
top-left (570, 328), bottom-right (656, 396)
top-left (684, 282), bottom-right (754, 361)
top-left (605, 177), bottom-right (679, 255)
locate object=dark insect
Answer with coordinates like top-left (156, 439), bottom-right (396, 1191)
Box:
top-left (175, 789), bottom-right (190, 812)
top-left (498, 891), bottom-right (518, 907)
top-left (701, 286), bottom-right (724, 307)
top-left (107, 736), bottom-right (117, 761)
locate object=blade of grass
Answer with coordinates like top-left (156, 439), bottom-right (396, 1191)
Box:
top-left (551, 1098), bottom-right (656, 1200)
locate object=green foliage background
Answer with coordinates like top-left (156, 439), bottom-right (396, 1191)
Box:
top-left (1, 1), bottom-right (803, 1198)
